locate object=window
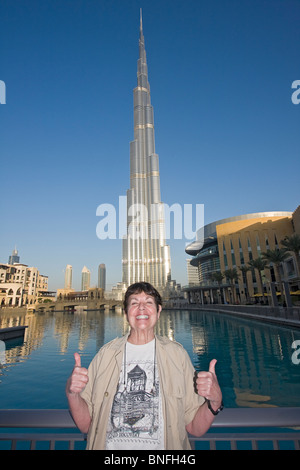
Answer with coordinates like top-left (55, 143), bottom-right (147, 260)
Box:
top-left (286, 259), bottom-right (296, 277)
top-left (239, 238), bottom-right (245, 265)
top-left (256, 235), bottom-right (261, 255)
top-left (223, 242), bottom-right (228, 270)
top-left (246, 237), bottom-right (253, 260)
top-left (265, 234), bottom-right (270, 250)
top-left (230, 240), bottom-right (236, 266)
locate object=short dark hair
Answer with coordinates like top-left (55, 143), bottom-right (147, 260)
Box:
top-left (123, 282), bottom-right (162, 313)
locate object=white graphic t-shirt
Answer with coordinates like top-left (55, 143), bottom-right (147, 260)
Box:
top-left (105, 339), bottom-right (165, 450)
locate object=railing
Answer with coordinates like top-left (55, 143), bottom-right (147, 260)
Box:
top-left (0, 408), bottom-right (300, 450)
top-left (0, 409), bottom-right (85, 450)
top-left (189, 407), bottom-right (300, 450)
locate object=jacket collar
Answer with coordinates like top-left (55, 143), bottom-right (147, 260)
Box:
top-left (108, 331), bottom-right (173, 353)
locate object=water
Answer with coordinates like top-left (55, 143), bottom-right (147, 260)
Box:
top-left (0, 308), bottom-right (300, 409)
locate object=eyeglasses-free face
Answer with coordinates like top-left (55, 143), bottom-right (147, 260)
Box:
top-left (126, 292), bottom-right (162, 335)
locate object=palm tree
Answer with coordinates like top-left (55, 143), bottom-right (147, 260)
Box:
top-left (238, 265), bottom-right (251, 303)
top-left (281, 234), bottom-right (300, 277)
top-left (248, 257), bottom-right (268, 303)
top-left (223, 268), bottom-right (239, 304)
top-left (210, 271), bottom-right (225, 303)
top-left (262, 248), bottom-right (290, 301)
top-left (210, 271), bottom-right (225, 284)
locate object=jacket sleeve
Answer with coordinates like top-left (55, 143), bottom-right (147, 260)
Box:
top-left (181, 347), bottom-right (206, 426)
top-left (80, 352), bottom-right (100, 418)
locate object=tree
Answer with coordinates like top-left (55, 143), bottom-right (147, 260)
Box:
top-left (210, 271), bottom-right (225, 284)
top-left (281, 234), bottom-right (300, 277)
top-left (238, 265), bottom-right (251, 302)
top-left (210, 271), bottom-right (225, 304)
top-left (248, 257), bottom-right (268, 304)
top-left (223, 268), bottom-right (239, 304)
top-left (262, 248), bottom-right (290, 300)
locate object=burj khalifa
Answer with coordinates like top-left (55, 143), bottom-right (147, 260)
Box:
top-left (122, 11), bottom-right (171, 290)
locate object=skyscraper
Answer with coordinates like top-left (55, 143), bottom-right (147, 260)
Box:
top-left (98, 263), bottom-right (106, 290)
top-left (64, 264), bottom-right (72, 290)
top-left (122, 11), bottom-right (171, 291)
top-left (81, 266), bottom-right (91, 291)
top-left (8, 247), bottom-right (20, 265)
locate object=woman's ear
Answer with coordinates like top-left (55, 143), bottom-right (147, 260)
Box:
top-left (157, 304), bottom-right (162, 319)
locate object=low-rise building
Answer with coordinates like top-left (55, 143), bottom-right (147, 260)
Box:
top-left (0, 262), bottom-right (51, 307)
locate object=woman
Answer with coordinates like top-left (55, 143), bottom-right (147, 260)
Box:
top-left (66, 282), bottom-right (223, 450)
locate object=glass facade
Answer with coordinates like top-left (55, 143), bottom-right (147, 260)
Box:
top-left (198, 257), bottom-right (221, 283)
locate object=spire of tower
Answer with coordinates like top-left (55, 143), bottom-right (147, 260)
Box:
top-left (140, 8), bottom-right (143, 33)
top-left (139, 7), bottom-right (145, 58)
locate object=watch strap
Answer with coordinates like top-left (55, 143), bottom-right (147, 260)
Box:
top-left (206, 399), bottom-right (224, 415)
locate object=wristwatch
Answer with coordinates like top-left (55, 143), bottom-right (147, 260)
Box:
top-left (206, 399), bottom-right (224, 415)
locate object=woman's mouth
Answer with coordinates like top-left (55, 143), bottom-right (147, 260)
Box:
top-left (136, 314), bottom-right (149, 319)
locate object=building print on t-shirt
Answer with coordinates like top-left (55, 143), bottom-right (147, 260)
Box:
top-left (124, 365), bottom-right (147, 425)
top-left (110, 362), bottom-right (159, 436)
top-left (105, 340), bottom-right (164, 449)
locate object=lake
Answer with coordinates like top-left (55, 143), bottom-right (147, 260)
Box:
top-left (0, 307), bottom-right (300, 409)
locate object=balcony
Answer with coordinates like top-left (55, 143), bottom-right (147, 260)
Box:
top-left (0, 408), bottom-right (299, 450)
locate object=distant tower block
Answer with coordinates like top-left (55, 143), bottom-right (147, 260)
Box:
top-left (8, 247), bottom-right (20, 265)
top-left (65, 264), bottom-right (72, 290)
top-left (81, 266), bottom-right (91, 291)
top-left (98, 263), bottom-right (106, 290)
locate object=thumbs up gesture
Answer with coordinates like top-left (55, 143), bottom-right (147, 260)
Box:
top-left (195, 359), bottom-right (222, 409)
top-left (66, 353), bottom-right (89, 396)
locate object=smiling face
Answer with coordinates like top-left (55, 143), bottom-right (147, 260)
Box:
top-left (125, 291), bottom-right (162, 339)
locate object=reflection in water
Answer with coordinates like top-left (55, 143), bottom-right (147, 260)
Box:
top-left (0, 340), bottom-right (5, 365)
top-left (157, 310), bottom-right (300, 408)
top-left (0, 308), bottom-right (299, 408)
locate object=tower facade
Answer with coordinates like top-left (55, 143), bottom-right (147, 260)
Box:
top-left (81, 266), bottom-right (90, 291)
top-left (64, 264), bottom-right (72, 290)
top-left (122, 12), bottom-right (171, 290)
top-left (98, 263), bottom-right (106, 290)
top-left (8, 247), bottom-right (20, 265)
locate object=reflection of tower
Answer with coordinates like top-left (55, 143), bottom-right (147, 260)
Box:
top-left (81, 266), bottom-right (90, 291)
top-left (98, 263), bottom-right (106, 290)
top-left (122, 10), bottom-right (171, 290)
top-left (8, 247), bottom-right (20, 265)
top-left (64, 264), bottom-right (72, 289)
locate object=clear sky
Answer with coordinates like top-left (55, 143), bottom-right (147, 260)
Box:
top-left (1, 0), bottom-right (299, 291)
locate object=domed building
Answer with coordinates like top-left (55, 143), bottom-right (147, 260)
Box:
top-left (185, 206), bottom-right (300, 305)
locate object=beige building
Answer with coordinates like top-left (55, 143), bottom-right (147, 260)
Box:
top-left (185, 206), bottom-right (300, 305)
top-left (0, 262), bottom-right (50, 307)
top-left (186, 259), bottom-right (199, 286)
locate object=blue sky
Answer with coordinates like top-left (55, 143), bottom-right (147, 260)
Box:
top-left (1, 0), bottom-right (299, 291)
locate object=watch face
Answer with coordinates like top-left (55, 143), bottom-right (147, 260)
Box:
top-left (217, 401), bottom-right (224, 412)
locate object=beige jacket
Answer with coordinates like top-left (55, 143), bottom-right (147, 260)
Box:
top-left (80, 333), bottom-right (205, 450)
